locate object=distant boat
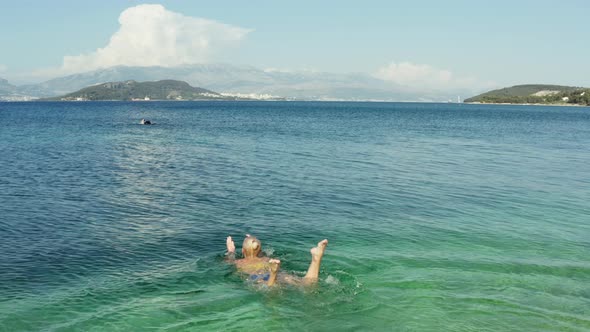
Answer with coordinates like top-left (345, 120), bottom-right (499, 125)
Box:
top-left (140, 119), bottom-right (152, 125)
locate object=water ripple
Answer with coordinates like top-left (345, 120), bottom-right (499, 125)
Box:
top-left (1, 101), bottom-right (589, 331)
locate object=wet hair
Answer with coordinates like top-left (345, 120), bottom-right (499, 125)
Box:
top-left (242, 235), bottom-right (261, 258)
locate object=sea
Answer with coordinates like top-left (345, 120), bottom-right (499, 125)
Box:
top-left (1, 101), bottom-right (589, 331)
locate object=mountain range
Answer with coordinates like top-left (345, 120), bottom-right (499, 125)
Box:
top-left (0, 64), bottom-right (472, 102)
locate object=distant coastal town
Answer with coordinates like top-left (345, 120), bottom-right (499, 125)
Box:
top-left (2, 74), bottom-right (590, 106)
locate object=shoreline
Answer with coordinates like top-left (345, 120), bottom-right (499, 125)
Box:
top-left (1, 99), bottom-right (589, 107)
top-left (464, 101), bottom-right (589, 107)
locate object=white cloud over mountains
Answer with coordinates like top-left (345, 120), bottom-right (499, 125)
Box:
top-left (57, 4), bottom-right (251, 74)
top-left (374, 61), bottom-right (453, 87)
top-left (21, 4), bottom-right (490, 95)
top-left (373, 61), bottom-right (496, 92)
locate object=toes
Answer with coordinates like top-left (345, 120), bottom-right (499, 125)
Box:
top-left (269, 259), bottom-right (281, 272)
top-left (311, 239), bottom-right (328, 258)
top-left (317, 239), bottom-right (328, 249)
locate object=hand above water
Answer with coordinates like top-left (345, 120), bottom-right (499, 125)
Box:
top-left (226, 236), bottom-right (236, 253)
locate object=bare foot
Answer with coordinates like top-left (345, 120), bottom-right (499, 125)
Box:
top-left (226, 236), bottom-right (236, 253)
top-left (268, 259), bottom-right (281, 273)
top-left (310, 239), bottom-right (328, 261)
top-left (267, 259), bottom-right (281, 286)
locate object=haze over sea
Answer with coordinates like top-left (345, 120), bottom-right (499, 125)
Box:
top-left (1, 101), bottom-right (589, 331)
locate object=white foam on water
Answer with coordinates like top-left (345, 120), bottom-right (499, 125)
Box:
top-left (263, 247), bottom-right (275, 256)
top-left (325, 275), bottom-right (340, 285)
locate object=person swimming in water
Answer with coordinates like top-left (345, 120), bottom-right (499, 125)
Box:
top-left (225, 234), bottom-right (328, 287)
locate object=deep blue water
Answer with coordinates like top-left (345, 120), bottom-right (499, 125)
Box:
top-left (1, 101), bottom-right (589, 331)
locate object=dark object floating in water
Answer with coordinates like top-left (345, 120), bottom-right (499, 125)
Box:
top-left (140, 119), bottom-right (152, 125)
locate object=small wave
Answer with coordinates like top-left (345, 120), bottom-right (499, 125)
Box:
top-left (325, 275), bottom-right (340, 285)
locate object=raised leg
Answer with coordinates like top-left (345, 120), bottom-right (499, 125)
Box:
top-left (303, 239), bottom-right (328, 283)
top-left (267, 259), bottom-right (281, 286)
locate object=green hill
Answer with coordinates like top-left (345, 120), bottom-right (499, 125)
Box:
top-left (44, 79), bottom-right (235, 101)
top-left (465, 84), bottom-right (589, 105)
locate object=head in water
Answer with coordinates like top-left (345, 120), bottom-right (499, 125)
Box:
top-left (242, 235), bottom-right (261, 258)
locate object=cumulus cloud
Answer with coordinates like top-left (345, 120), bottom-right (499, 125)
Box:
top-left (373, 61), bottom-right (497, 93)
top-left (374, 61), bottom-right (453, 87)
top-left (57, 4), bottom-right (251, 74)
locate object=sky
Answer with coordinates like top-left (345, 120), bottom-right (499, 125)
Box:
top-left (1, 0), bottom-right (589, 90)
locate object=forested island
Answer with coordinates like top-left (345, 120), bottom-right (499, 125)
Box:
top-left (42, 80), bottom-right (244, 101)
top-left (465, 84), bottom-right (590, 106)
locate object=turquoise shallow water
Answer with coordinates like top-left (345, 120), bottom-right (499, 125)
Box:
top-left (0, 101), bottom-right (589, 331)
